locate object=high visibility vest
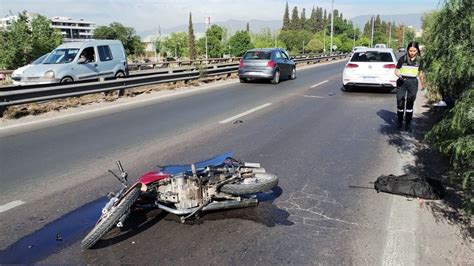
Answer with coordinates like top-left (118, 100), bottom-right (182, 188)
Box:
top-left (400, 65), bottom-right (419, 77)
top-left (399, 56), bottom-right (421, 77)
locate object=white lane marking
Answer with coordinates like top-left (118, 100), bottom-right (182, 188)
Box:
top-left (219, 103), bottom-right (272, 124)
top-left (0, 81), bottom-right (237, 132)
top-left (303, 95), bottom-right (326, 98)
top-left (310, 80), bottom-right (329, 88)
top-left (0, 200), bottom-right (25, 213)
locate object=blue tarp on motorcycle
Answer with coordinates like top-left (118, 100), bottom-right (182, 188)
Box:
top-left (374, 173), bottom-right (445, 199)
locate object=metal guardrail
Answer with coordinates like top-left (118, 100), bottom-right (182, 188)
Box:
top-left (0, 53), bottom-right (349, 115)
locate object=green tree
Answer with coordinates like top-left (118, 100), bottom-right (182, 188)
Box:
top-left (278, 29), bottom-right (312, 53)
top-left (305, 38), bottom-right (323, 53)
top-left (423, 0), bottom-right (473, 216)
top-left (197, 25), bottom-right (225, 58)
top-left (229, 30), bottom-right (253, 56)
top-left (282, 2), bottom-right (290, 30)
top-left (0, 12), bottom-right (61, 69)
top-left (162, 32), bottom-right (188, 58)
top-left (290, 6), bottom-right (300, 30)
top-left (188, 12), bottom-right (197, 60)
top-left (93, 22), bottom-right (144, 57)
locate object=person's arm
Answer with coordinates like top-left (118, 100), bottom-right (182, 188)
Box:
top-left (395, 56), bottom-right (403, 78)
top-left (419, 70), bottom-right (425, 90)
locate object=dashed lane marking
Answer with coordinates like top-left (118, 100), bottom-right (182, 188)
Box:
top-left (0, 200), bottom-right (25, 213)
top-left (219, 103), bottom-right (272, 124)
top-left (310, 80), bottom-right (329, 88)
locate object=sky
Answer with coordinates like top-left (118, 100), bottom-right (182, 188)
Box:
top-left (1, 0), bottom-right (442, 34)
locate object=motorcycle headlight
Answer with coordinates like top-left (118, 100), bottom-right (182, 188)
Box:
top-left (44, 70), bottom-right (55, 79)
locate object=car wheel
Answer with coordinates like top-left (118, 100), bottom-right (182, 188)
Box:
top-left (342, 85), bottom-right (351, 92)
top-left (239, 78), bottom-right (247, 83)
top-left (289, 67), bottom-right (296, 80)
top-left (115, 71), bottom-right (125, 79)
top-left (60, 77), bottom-right (73, 84)
top-left (271, 70), bottom-right (280, 84)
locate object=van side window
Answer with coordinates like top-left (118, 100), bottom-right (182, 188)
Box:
top-left (98, 45), bottom-right (113, 61)
top-left (79, 47), bottom-right (95, 63)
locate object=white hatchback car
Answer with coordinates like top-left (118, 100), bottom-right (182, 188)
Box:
top-left (342, 48), bottom-right (398, 92)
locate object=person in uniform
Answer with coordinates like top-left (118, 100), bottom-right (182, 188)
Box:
top-left (395, 41), bottom-right (425, 132)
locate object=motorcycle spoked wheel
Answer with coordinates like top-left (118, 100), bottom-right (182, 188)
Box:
top-left (81, 186), bottom-right (141, 249)
top-left (220, 172), bottom-right (278, 195)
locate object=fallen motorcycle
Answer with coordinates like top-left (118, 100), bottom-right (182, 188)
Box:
top-left (81, 152), bottom-right (278, 249)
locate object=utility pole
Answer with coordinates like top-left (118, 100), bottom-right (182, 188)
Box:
top-left (330, 0), bottom-right (334, 54)
top-left (370, 16), bottom-right (375, 47)
top-left (402, 25), bottom-right (405, 48)
top-left (323, 26), bottom-right (326, 53)
top-left (388, 21), bottom-right (392, 48)
top-left (205, 16), bottom-right (210, 63)
top-left (302, 40), bottom-right (305, 54)
top-left (352, 26), bottom-right (356, 50)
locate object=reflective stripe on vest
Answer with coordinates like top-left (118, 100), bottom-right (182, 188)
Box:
top-left (400, 65), bottom-right (419, 77)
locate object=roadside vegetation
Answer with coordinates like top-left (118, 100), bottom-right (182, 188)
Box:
top-left (422, 0), bottom-right (473, 217)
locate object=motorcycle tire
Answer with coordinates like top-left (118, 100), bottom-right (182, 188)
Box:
top-left (220, 172), bottom-right (278, 195)
top-left (81, 186), bottom-right (141, 249)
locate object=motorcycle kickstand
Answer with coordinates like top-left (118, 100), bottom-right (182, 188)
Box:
top-left (180, 200), bottom-right (209, 224)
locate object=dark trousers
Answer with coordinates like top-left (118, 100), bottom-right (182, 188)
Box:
top-left (396, 78), bottom-right (418, 128)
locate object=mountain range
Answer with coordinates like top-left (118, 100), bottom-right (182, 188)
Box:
top-left (139, 13), bottom-right (424, 39)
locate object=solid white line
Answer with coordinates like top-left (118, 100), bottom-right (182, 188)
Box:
top-left (0, 200), bottom-right (25, 213)
top-left (303, 95), bottom-right (326, 98)
top-left (310, 80), bottom-right (329, 88)
top-left (219, 103), bottom-right (272, 124)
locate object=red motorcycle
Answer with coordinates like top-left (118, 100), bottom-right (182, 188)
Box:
top-left (81, 153), bottom-right (278, 249)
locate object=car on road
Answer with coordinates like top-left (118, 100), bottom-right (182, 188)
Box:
top-left (238, 48), bottom-right (296, 84)
top-left (18, 40), bottom-right (128, 85)
top-left (374, 43), bottom-right (387, 48)
top-left (342, 48), bottom-right (398, 92)
top-left (11, 53), bottom-right (49, 85)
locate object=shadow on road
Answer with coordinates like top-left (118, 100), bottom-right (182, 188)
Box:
top-left (377, 106), bottom-right (471, 238)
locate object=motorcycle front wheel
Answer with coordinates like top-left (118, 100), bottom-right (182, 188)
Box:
top-left (220, 172), bottom-right (278, 195)
top-left (81, 186), bottom-right (141, 249)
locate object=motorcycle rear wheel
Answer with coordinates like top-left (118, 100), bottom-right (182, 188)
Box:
top-left (220, 172), bottom-right (278, 195)
top-left (81, 186), bottom-right (141, 249)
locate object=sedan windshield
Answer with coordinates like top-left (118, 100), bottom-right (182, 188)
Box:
top-left (243, 51), bottom-right (272, 60)
top-left (43, 49), bottom-right (79, 64)
top-left (351, 52), bottom-right (393, 62)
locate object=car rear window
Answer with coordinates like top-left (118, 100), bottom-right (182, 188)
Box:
top-left (351, 52), bottom-right (393, 62)
top-left (243, 51), bottom-right (272, 60)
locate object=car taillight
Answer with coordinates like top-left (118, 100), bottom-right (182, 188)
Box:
top-left (239, 59), bottom-right (244, 68)
top-left (383, 64), bottom-right (396, 69)
top-left (346, 63), bottom-right (358, 68)
top-left (267, 60), bottom-right (276, 68)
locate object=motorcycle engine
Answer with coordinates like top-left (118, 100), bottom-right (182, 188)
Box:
top-left (157, 175), bottom-right (201, 209)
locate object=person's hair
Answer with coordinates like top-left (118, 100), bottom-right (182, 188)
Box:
top-left (406, 41), bottom-right (421, 56)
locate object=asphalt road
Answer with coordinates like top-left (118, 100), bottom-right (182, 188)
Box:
top-left (0, 60), bottom-right (406, 264)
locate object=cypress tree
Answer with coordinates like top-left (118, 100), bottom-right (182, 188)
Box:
top-left (300, 8), bottom-right (307, 30)
top-left (188, 12), bottom-right (197, 60)
top-left (282, 2), bottom-right (290, 30)
top-left (291, 6), bottom-right (299, 30)
top-left (246, 22), bottom-right (250, 32)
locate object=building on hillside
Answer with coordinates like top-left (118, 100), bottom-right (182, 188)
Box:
top-left (50, 16), bottom-right (96, 42)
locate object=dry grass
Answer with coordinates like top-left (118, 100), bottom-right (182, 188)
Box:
top-left (2, 73), bottom-right (238, 120)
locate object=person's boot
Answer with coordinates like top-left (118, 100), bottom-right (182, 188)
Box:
top-left (397, 111), bottom-right (404, 130)
top-left (405, 111), bottom-right (413, 132)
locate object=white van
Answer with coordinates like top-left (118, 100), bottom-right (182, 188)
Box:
top-left (374, 44), bottom-right (387, 48)
top-left (18, 40), bottom-right (128, 85)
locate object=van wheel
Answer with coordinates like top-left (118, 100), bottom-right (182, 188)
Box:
top-left (115, 71), bottom-right (125, 79)
top-left (271, 70), bottom-right (280, 84)
top-left (60, 77), bottom-right (73, 84)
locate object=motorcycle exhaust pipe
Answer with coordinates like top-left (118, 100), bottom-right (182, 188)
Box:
top-left (202, 198), bottom-right (258, 212)
top-left (155, 198), bottom-right (258, 215)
